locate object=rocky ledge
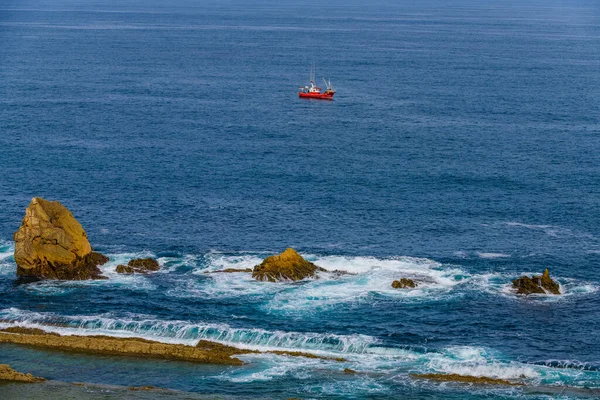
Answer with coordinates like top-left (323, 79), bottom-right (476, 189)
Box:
top-left (116, 258), bottom-right (160, 274)
top-left (252, 248), bottom-right (325, 282)
top-left (13, 197), bottom-right (108, 280)
top-left (0, 327), bottom-right (244, 365)
top-left (0, 327), bottom-right (343, 364)
top-left (0, 364), bottom-right (45, 383)
top-left (411, 373), bottom-right (520, 386)
top-left (512, 269), bottom-right (560, 295)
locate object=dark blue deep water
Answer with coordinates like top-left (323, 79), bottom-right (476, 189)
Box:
top-left (1, 0), bottom-right (600, 398)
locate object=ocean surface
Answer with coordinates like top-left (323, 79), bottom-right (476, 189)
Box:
top-left (1, 0), bottom-right (600, 398)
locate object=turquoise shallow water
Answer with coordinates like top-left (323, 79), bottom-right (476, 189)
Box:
top-left (1, 0), bottom-right (600, 398)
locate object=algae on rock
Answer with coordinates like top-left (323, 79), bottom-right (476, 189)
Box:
top-left (252, 248), bottom-right (325, 282)
top-left (116, 258), bottom-right (160, 274)
top-left (0, 364), bottom-right (45, 383)
top-left (512, 269), bottom-right (560, 295)
top-left (392, 278), bottom-right (417, 289)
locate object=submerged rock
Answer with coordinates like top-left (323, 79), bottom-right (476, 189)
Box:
top-left (410, 373), bottom-right (519, 386)
top-left (116, 258), bottom-right (159, 274)
top-left (0, 364), bottom-right (45, 383)
top-left (1, 327), bottom-right (60, 336)
top-left (209, 268), bottom-right (253, 273)
top-left (13, 197), bottom-right (108, 280)
top-left (252, 248), bottom-right (324, 282)
top-left (392, 278), bottom-right (417, 289)
top-left (129, 386), bottom-right (158, 391)
top-left (512, 269), bottom-right (560, 295)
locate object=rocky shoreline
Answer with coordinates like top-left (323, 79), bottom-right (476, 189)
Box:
top-left (0, 363), bottom-right (45, 383)
top-left (0, 327), bottom-right (344, 365)
top-left (0, 327), bottom-right (245, 365)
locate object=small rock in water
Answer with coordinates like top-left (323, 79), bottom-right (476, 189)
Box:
top-left (116, 258), bottom-right (159, 274)
top-left (252, 248), bottom-right (325, 282)
top-left (392, 278), bottom-right (417, 289)
top-left (512, 269), bottom-right (560, 295)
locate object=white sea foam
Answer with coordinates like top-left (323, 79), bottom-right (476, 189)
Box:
top-left (0, 308), bottom-right (378, 354)
top-left (467, 269), bottom-right (599, 301)
top-left (264, 255), bottom-right (468, 313)
top-left (0, 240), bottom-right (15, 277)
top-left (476, 252), bottom-right (511, 259)
top-left (156, 253), bottom-right (199, 273)
top-left (0, 240), bottom-right (13, 261)
top-left (201, 252), bottom-right (265, 273)
top-left (504, 221), bottom-right (595, 240)
top-left (505, 222), bottom-right (553, 230)
top-left (2, 243), bottom-right (598, 306)
top-left (423, 346), bottom-right (540, 380)
top-left (1, 307), bottom-right (594, 388)
top-left (170, 253), bottom-right (468, 307)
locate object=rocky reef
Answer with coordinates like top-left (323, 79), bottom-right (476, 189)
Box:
top-left (0, 327), bottom-right (244, 365)
top-left (252, 248), bottom-right (325, 282)
top-left (512, 269), bottom-right (560, 295)
top-left (13, 197), bottom-right (108, 280)
top-left (116, 258), bottom-right (160, 274)
top-left (411, 373), bottom-right (519, 386)
top-left (392, 278), bottom-right (417, 288)
top-left (0, 364), bottom-right (45, 383)
top-left (0, 327), bottom-right (341, 366)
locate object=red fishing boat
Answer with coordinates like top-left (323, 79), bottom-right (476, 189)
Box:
top-left (298, 65), bottom-right (335, 100)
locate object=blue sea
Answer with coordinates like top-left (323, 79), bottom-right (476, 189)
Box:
top-left (1, 0), bottom-right (600, 398)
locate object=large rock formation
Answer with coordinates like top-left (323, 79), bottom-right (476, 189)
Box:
top-left (512, 269), bottom-right (560, 295)
top-left (13, 197), bottom-right (108, 280)
top-left (392, 278), bottom-right (417, 289)
top-left (252, 248), bottom-right (324, 282)
top-left (116, 258), bottom-right (160, 274)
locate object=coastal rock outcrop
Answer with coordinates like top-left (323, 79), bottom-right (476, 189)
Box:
top-left (0, 328), bottom-right (244, 365)
top-left (0, 364), bottom-right (45, 383)
top-left (13, 197), bottom-right (108, 280)
top-left (512, 269), bottom-right (560, 295)
top-left (252, 248), bottom-right (325, 282)
top-left (392, 278), bottom-right (417, 289)
top-left (116, 258), bottom-right (160, 274)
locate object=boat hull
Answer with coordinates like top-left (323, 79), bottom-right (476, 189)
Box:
top-left (298, 92), bottom-right (335, 100)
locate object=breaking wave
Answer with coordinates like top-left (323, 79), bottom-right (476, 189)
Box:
top-left (0, 307), bottom-right (377, 354)
top-left (0, 307), bottom-right (598, 389)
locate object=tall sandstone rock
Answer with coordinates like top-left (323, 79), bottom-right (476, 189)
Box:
top-left (13, 197), bottom-right (108, 280)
